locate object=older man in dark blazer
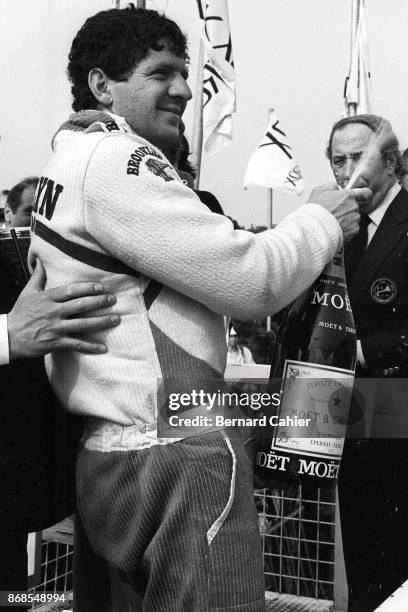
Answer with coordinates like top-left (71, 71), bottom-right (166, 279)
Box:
top-left (327, 114), bottom-right (408, 611)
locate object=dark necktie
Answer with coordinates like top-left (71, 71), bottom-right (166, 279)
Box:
top-left (346, 214), bottom-right (371, 284)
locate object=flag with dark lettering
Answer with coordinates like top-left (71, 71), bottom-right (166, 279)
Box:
top-left (197, 0), bottom-right (236, 154)
top-left (243, 110), bottom-right (304, 194)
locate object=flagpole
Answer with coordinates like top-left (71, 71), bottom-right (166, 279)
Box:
top-left (266, 107), bottom-right (275, 233)
top-left (114, 1), bottom-right (146, 6)
top-left (266, 184), bottom-right (273, 332)
top-left (351, 0), bottom-right (360, 52)
top-left (266, 107), bottom-right (274, 333)
top-left (191, 40), bottom-right (204, 188)
top-left (348, 0), bottom-right (360, 116)
top-left (267, 189), bottom-right (273, 229)
top-left (338, 4), bottom-right (361, 599)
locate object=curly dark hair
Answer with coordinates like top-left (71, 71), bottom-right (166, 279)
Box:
top-left (7, 177), bottom-right (39, 213)
top-left (177, 135), bottom-right (196, 178)
top-left (68, 6), bottom-right (188, 112)
top-left (325, 114), bottom-right (401, 174)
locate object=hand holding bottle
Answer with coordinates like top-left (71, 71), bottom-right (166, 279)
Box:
top-left (255, 246), bottom-right (357, 489)
top-left (308, 182), bottom-right (372, 242)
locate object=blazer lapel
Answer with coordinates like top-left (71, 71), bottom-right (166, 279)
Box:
top-left (348, 189), bottom-right (408, 306)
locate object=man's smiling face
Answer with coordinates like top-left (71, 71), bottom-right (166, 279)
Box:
top-left (107, 40), bottom-right (192, 150)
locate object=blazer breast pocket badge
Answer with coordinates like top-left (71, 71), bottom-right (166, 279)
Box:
top-left (370, 278), bottom-right (397, 304)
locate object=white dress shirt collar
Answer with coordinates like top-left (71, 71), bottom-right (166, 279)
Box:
top-left (366, 182), bottom-right (401, 245)
top-left (368, 182), bottom-right (401, 228)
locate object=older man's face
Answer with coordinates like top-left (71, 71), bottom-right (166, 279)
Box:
top-left (107, 40), bottom-right (192, 150)
top-left (330, 123), bottom-right (393, 214)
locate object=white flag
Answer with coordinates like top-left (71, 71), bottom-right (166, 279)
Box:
top-left (244, 110), bottom-right (304, 194)
top-left (197, 0), bottom-right (236, 154)
top-left (344, 0), bottom-right (373, 114)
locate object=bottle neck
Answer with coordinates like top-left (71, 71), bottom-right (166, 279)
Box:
top-left (323, 244), bottom-right (345, 278)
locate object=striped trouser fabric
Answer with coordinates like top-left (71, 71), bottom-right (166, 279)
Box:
top-left (76, 430), bottom-right (265, 611)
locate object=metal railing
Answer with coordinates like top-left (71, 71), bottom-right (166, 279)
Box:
top-left (27, 487), bottom-right (336, 610)
top-left (28, 524), bottom-right (73, 611)
top-left (255, 486), bottom-right (336, 601)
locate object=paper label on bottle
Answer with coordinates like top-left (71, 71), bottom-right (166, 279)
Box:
top-left (272, 359), bottom-right (354, 459)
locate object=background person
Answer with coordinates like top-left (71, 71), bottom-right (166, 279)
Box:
top-left (0, 174), bottom-right (120, 608)
top-left (165, 121), bottom-right (225, 215)
top-left (400, 147), bottom-right (408, 190)
top-left (0, 190), bottom-right (9, 228)
top-left (326, 113), bottom-right (408, 611)
top-left (4, 177), bottom-right (38, 228)
top-left (227, 326), bottom-right (255, 365)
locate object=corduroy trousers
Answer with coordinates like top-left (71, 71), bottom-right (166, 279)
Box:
top-left (76, 430), bottom-right (265, 612)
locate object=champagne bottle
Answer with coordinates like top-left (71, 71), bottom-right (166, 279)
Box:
top-left (255, 247), bottom-right (356, 488)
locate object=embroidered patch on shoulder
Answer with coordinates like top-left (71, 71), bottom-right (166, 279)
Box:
top-left (127, 146), bottom-right (174, 181)
top-left (98, 120), bottom-right (120, 132)
top-left (105, 121), bottom-right (120, 131)
top-left (370, 278), bottom-right (397, 304)
top-left (145, 159), bottom-right (174, 182)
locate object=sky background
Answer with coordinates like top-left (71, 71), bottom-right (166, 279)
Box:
top-left (1, 0), bottom-right (407, 227)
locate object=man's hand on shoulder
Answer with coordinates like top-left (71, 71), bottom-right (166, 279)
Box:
top-left (7, 259), bottom-right (120, 360)
top-left (308, 182), bottom-right (372, 242)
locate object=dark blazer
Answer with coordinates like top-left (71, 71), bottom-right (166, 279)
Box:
top-left (339, 187), bottom-right (408, 610)
top-left (346, 187), bottom-right (408, 378)
top-left (0, 265), bottom-right (80, 531)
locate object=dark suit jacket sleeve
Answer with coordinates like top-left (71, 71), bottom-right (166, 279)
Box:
top-left (0, 271), bottom-right (81, 529)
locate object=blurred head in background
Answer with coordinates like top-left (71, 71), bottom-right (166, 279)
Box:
top-left (400, 148), bottom-right (408, 191)
top-left (5, 177), bottom-right (38, 227)
top-left (0, 190), bottom-right (9, 227)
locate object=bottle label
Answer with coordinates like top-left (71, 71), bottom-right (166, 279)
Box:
top-left (271, 359), bottom-right (354, 459)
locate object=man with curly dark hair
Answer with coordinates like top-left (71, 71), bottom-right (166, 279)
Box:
top-left (29, 6), bottom-right (371, 610)
top-left (67, 7), bottom-right (188, 114)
